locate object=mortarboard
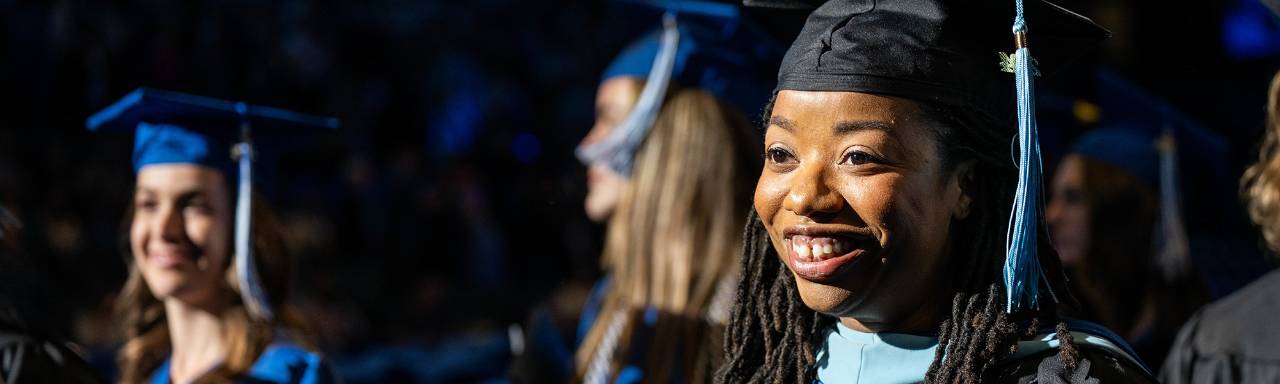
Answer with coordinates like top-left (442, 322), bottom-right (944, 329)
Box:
top-left (87, 88), bottom-right (339, 321)
top-left (763, 0), bottom-right (1108, 122)
top-left (749, 0), bottom-right (1109, 312)
top-left (577, 0), bottom-right (785, 176)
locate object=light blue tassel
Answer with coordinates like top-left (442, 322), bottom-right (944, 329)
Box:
top-left (233, 104), bottom-right (275, 322)
top-left (1004, 0), bottom-right (1044, 313)
top-left (575, 13), bottom-right (680, 177)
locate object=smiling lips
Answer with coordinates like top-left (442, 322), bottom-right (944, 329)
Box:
top-left (785, 234), bottom-right (872, 283)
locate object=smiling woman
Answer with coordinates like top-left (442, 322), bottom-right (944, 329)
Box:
top-left (756, 92), bottom-right (966, 334)
top-left (116, 166), bottom-right (296, 383)
top-left (718, 0), bottom-right (1155, 383)
top-left (89, 89), bottom-right (338, 384)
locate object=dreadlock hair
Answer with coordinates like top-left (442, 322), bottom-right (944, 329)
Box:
top-left (717, 96), bottom-right (1079, 384)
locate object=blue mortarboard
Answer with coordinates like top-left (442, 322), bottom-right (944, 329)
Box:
top-left (1065, 68), bottom-right (1231, 208)
top-left (87, 88), bottom-right (339, 173)
top-left (600, 0), bottom-right (783, 117)
top-left (578, 1), bottom-right (784, 175)
top-left (87, 88), bottom-right (339, 321)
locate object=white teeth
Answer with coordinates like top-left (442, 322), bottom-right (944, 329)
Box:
top-left (792, 237), bottom-right (858, 261)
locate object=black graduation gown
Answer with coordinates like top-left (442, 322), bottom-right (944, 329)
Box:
top-left (1160, 269), bottom-right (1280, 383)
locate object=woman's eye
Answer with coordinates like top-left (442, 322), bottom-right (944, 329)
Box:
top-left (135, 200), bottom-right (158, 212)
top-left (766, 147), bottom-right (795, 164)
top-left (183, 200), bottom-right (212, 214)
top-left (843, 151), bottom-right (878, 165)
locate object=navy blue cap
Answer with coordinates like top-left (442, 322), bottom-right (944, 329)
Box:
top-left (1066, 70), bottom-right (1229, 193)
top-left (601, 0), bottom-right (784, 117)
top-left (86, 88), bottom-right (339, 174)
top-left (579, 2), bottom-right (782, 175)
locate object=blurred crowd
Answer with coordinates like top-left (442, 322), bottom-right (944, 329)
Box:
top-left (0, 0), bottom-right (1278, 383)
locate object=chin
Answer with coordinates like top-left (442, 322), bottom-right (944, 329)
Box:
top-left (143, 277), bottom-right (185, 301)
top-left (141, 267), bottom-right (203, 301)
top-left (793, 275), bottom-right (860, 316)
top-left (584, 195), bottom-right (616, 222)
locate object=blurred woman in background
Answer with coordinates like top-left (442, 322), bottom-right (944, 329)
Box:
top-left (568, 4), bottom-right (780, 383)
top-left (89, 89), bottom-right (337, 384)
top-left (1046, 128), bottom-right (1209, 370)
top-left (1045, 76), bottom-right (1271, 369)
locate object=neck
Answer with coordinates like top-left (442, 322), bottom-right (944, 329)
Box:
top-left (838, 311), bottom-right (940, 336)
top-left (838, 273), bottom-right (948, 335)
top-left (164, 298), bottom-right (229, 384)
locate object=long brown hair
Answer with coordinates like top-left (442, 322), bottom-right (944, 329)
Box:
top-left (115, 189), bottom-right (304, 384)
top-left (575, 87), bottom-right (760, 382)
top-left (1243, 71), bottom-right (1280, 255)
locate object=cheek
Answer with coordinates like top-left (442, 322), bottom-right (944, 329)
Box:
top-left (129, 217), bottom-right (147, 263)
top-left (836, 174), bottom-right (904, 233)
top-left (753, 171), bottom-right (789, 224)
top-left (754, 173), bottom-right (793, 259)
top-left (1069, 206), bottom-right (1091, 242)
top-left (187, 211), bottom-right (230, 266)
top-left (840, 173), bottom-right (951, 257)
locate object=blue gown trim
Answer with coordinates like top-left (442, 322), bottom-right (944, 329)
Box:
top-left (150, 342), bottom-right (336, 384)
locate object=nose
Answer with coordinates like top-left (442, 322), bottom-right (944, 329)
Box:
top-left (782, 162), bottom-right (844, 219)
top-left (151, 203), bottom-right (186, 245)
top-left (579, 122), bottom-right (612, 149)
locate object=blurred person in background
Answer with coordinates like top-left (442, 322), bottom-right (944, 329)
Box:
top-left (0, 204), bottom-right (103, 383)
top-left (511, 2), bottom-right (781, 382)
top-left (88, 89), bottom-right (338, 384)
top-left (1161, 68), bottom-right (1280, 384)
top-left (1045, 76), bottom-right (1270, 370)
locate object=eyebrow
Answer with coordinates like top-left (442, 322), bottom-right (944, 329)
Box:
top-left (768, 116), bottom-right (894, 134)
top-left (768, 116), bottom-right (795, 132)
top-left (133, 186), bottom-right (206, 201)
top-left (834, 120), bottom-right (894, 134)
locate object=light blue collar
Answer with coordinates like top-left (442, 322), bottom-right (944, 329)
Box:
top-left (815, 323), bottom-right (939, 384)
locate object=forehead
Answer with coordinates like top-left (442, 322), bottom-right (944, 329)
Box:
top-left (596, 76), bottom-right (642, 107)
top-left (771, 90), bottom-right (922, 125)
top-left (135, 164), bottom-right (227, 194)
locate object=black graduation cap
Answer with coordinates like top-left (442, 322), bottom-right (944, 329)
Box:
top-left (87, 88), bottom-right (339, 321)
top-left (757, 0), bottom-right (1109, 122)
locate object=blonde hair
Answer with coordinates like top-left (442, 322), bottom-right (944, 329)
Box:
top-left (1243, 71), bottom-right (1280, 254)
top-left (116, 194), bottom-right (306, 383)
top-left (575, 87), bottom-right (760, 382)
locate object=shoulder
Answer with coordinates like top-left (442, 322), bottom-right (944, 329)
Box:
top-left (1180, 269), bottom-right (1280, 356)
top-left (0, 329), bottom-right (104, 383)
top-left (986, 322), bottom-right (1156, 383)
top-left (1160, 270), bottom-right (1280, 383)
top-left (989, 346), bottom-right (1156, 384)
top-left (247, 342), bottom-right (338, 384)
